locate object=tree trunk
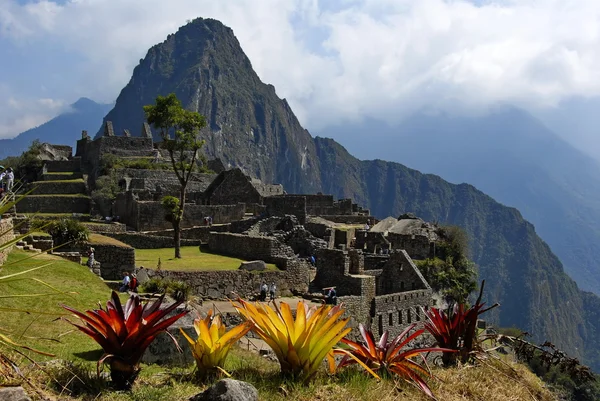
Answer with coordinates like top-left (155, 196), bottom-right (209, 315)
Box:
top-left (174, 187), bottom-right (186, 259)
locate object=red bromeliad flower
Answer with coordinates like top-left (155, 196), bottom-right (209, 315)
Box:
top-left (334, 323), bottom-right (452, 399)
top-left (62, 291), bottom-right (188, 389)
top-left (424, 280), bottom-right (499, 366)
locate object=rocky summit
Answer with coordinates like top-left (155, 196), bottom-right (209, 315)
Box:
top-left (97, 17), bottom-right (600, 371)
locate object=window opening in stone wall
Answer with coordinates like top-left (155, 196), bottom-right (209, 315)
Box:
top-left (389, 312), bottom-right (393, 327)
top-left (400, 281), bottom-right (404, 290)
top-left (378, 314), bottom-right (383, 335)
top-left (415, 307), bottom-right (420, 321)
top-left (407, 308), bottom-right (412, 323)
top-left (398, 310), bottom-right (403, 324)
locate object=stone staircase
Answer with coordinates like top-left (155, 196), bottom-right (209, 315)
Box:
top-left (15, 239), bottom-right (42, 253)
top-left (16, 158), bottom-right (92, 215)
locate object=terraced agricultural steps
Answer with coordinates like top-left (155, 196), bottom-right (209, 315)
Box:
top-left (16, 158), bottom-right (92, 215)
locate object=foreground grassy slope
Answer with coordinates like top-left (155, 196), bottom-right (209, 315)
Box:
top-left (0, 250), bottom-right (117, 360)
top-left (135, 246), bottom-right (278, 271)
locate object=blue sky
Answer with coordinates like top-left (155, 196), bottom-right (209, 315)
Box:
top-left (2, 0), bottom-right (600, 155)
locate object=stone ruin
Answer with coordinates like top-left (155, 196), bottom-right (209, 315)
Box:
top-left (5, 121), bottom-right (441, 344)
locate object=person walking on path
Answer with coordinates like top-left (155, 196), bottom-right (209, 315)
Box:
top-left (269, 282), bottom-right (276, 301)
top-left (119, 272), bottom-right (131, 292)
top-left (259, 282), bottom-right (268, 301)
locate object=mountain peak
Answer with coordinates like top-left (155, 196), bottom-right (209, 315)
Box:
top-left (71, 97), bottom-right (101, 111)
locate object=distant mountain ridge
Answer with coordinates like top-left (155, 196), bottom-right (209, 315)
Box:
top-left (316, 108), bottom-right (600, 296)
top-left (97, 17), bottom-right (600, 371)
top-left (0, 98), bottom-right (112, 159)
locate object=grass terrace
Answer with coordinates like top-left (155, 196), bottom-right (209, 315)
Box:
top-left (0, 250), bottom-right (122, 360)
top-left (135, 246), bottom-right (278, 271)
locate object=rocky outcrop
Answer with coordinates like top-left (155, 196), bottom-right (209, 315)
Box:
top-left (189, 379), bottom-right (258, 401)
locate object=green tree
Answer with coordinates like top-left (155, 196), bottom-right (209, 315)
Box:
top-left (143, 93), bottom-right (206, 258)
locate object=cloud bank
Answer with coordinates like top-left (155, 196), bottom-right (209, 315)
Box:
top-left (1, 0), bottom-right (600, 139)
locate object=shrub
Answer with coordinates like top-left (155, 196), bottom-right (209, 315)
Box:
top-left (61, 291), bottom-right (188, 389)
top-left (333, 323), bottom-right (450, 399)
top-left (45, 218), bottom-right (89, 248)
top-left (139, 277), bottom-right (169, 294)
top-left (167, 280), bottom-right (191, 302)
top-left (181, 309), bottom-right (252, 376)
top-left (234, 299), bottom-right (351, 380)
top-left (424, 280), bottom-right (498, 366)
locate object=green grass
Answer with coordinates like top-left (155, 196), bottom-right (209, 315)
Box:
top-left (25, 194), bottom-right (90, 198)
top-left (32, 179), bottom-right (85, 184)
top-left (88, 233), bottom-right (129, 247)
top-left (135, 247), bottom-right (278, 271)
top-left (0, 250), bottom-right (119, 361)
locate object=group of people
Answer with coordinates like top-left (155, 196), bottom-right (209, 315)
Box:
top-left (259, 282), bottom-right (276, 301)
top-left (0, 166), bottom-right (14, 198)
top-left (203, 216), bottom-right (213, 227)
top-left (120, 272), bottom-right (139, 293)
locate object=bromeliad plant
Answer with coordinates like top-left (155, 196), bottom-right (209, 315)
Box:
top-left (180, 309), bottom-right (252, 377)
top-left (234, 298), bottom-right (351, 380)
top-left (424, 280), bottom-right (499, 366)
top-left (334, 323), bottom-right (450, 399)
top-left (62, 291), bottom-right (188, 389)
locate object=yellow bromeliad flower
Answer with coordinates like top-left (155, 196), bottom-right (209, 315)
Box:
top-left (180, 309), bottom-right (252, 375)
top-left (233, 298), bottom-right (352, 380)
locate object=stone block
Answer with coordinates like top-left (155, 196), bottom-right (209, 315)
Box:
top-left (0, 386), bottom-right (32, 401)
top-left (190, 379), bottom-right (258, 401)
top-left (239, 260), bottom-right (266, 271)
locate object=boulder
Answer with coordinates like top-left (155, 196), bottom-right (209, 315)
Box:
top-left (141, 305), bottom-right (196, 367)
top-left (0, 386), bottom-right (32, 401)
top-left (190, 379), bottom-right (258, 401)
top-left (238, 260), bottom-right (266, 271)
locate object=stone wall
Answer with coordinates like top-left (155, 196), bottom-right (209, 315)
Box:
top-left (208, 233), bottom-right (296, 268)
top-left (204, 169), bottom-right (263, 205)
top-left (83, 222), bottom-right (127, 233)
top-left (92, 242), bottom-right (135, 280)
top-left (0, 218), bottom-right (14, 266)
top-left (53, 252), bottom-right (82, 265)
top-left (31, 180), bottom-right (87, 195)
top-left (265, 195), bottom-right (307, 224)
top-left (16, 196), bottom-right (91, 214)
top-left (136, 260), bottom-right (310, 300)
top-left (387, 233), bottom-right (434, 260)
top-left (114, 192), bottom-right (245, 231)
top-left (120, 169), bottom-right (216, 193)
top-left (101, 232), bottom-right (202, 249)
top-left (319, 215), bottom-right (370, 224)
top-left (378, 250), bottom-right (430, 295)
top-left (44, 159), bottom-right (81, 173)
top-left (371, 289), bottom-right (433, 338)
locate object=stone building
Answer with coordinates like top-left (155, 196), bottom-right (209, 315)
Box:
top-left (313, 247), bottom-right (432, 338)
top-left (357, 214), bottom-right (438, 259)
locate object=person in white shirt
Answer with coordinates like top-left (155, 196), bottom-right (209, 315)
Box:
top-left (119, 272), bottom-right (131, 292)
top-left (269, 282), bottom-right (276, 301)
top-left (4, 168), bottom-right (14, 192)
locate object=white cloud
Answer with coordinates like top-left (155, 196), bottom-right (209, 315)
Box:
top-left (1, 0), bottom-right (600, 136)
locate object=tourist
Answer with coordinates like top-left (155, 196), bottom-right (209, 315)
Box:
top-left (129, 274), bottom-right (139, 293)
top-left (310, 255), bottom-right (316, 266)
top-left (325, 287), bottom-right (337, 305)
top-left (260, 282), bottom-right (268, 301)
top-left (152, 148), bottom-right (161, 163)
top-left (208, 216), bottom-right (213, 227)
top-left (269, 282), bottom-right (276, 301)
top-left (364, 222), bottom-right (370, 231)
top-left (3, 168), bottom-right (14, 193)
top-left (119, 272), bottom-right (131, 292)
top-left (87, 247), bottom-right (95, 269)
top-left (0, 166), bottom-right (5, 192)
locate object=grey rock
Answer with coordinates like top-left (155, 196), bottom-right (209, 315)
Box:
top-left (190, 379), bottom-right (258, 401)
top-left (239, 260), bottom-right (266, 271)
top-left (0, 386), bottom-right (32, 401)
